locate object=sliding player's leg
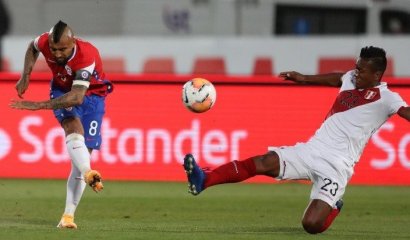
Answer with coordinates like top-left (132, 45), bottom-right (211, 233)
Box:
top-left (302, 163), bottom-right (349, 234)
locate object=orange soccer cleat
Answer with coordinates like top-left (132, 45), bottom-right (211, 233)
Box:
top-left (57, 214), bottom-right (77, 229)
top-left (84, 170), bottom-right (104, 193)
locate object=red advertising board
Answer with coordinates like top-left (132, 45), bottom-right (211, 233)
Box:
top-left (0, 73), bottom-right (409, 185)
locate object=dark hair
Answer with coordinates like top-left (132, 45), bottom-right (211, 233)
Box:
top-left (359, 46), bottom-right (387, 73)
top-left (51, 20), bottom-right (68, 43)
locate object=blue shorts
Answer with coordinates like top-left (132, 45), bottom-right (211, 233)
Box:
top-left (50, 87), bottom-right (105, 150)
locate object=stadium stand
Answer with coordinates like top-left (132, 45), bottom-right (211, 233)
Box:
top-left (102, 57), bottom-right (125, 73)
top-left (142, 57), bottom-right (175, 73)
top-left (192, 57), bottom-right (226, 74)
top-left (318, 57), bottom-right (356, 74)
top-left (252, 57), bottom-right (273, 75)
top-left (318, 57), bottom-right (394, 76)
top-left (1, 58), bottom-right (10, 71)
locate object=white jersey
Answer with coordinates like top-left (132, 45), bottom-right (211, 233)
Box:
top-left (308, 70), bottom-right (407, 167)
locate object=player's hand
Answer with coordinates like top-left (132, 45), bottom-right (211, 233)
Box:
top-left (9, 99), bottom-right (42, 111)
top-left (279, 71), bottom-right (307, 83)
top-left (15, 76), bottom-right (30, 99)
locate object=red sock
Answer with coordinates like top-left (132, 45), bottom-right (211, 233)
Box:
top-left (204, 157), bottom-right (256, 189)
top-left (319, 208), bottom-right (340, 233)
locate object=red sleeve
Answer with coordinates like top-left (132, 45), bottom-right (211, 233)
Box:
top-left (70, 43), bottom-right (96, 72)
top-left (34, 32), bottom-right (49, 53)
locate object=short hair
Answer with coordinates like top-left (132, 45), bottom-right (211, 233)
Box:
top-left (50, 20), bottom-right (68, 43)
top-left (359, 46), bottom-right (387, 73)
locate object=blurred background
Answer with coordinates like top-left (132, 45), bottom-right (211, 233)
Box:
top-left (1, 0), bottom-right (410, 76)
top-left (0, 0), bottom-right (409, 184)
top-left (0, 2), bottom-right (410, 237)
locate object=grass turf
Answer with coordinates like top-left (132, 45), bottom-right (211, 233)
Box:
top-left (0, 179), bottom-right (408, 240)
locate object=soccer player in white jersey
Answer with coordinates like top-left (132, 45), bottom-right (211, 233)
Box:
top-left (182, 46), bottom-right (410, 234)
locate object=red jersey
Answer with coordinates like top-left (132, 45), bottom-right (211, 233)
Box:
top-left (34, 33), bottom-right (113, 96)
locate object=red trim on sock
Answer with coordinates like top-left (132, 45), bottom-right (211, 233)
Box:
top-left (319, 208), bottom-right (340, 233)
top-left (204, 157), bottom-right (256, 189)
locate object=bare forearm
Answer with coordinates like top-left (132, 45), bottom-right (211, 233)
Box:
top-left (302, 73), bottom-right (343, 87)
top-left (22, 41), bottom-right (39, 77)
top-left (40, 91), bottom-right (84, 109)
top-left (10, 85), bottom-right (87, 111)
top-left (280, 71), bottom-right (343, 87)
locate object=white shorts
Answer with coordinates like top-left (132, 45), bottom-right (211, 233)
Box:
top-left (268, 142), bottom-right (353, 208)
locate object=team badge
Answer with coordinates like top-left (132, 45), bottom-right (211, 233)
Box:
top-left (364, 90), bottom-right (377, 100)
top-left (81, 71), bottom-right (89, 79)
top-left (65, 65), bottom-right (72, 75)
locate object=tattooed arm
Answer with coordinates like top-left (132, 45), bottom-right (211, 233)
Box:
top-left (15, 41), bottom-right (40, 98)
top-left (10, 85), bottom-right (87, 111)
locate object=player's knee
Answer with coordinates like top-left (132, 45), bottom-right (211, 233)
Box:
top-left (66, 132), bottom-right (85, 143)
top-left (302, 217), bottom-right (323, 234)
top-left (256, 152), bottom-right (279, 176)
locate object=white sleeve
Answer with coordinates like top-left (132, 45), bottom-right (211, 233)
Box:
top-left (339, 70), bottom-right (356, 92)
top-left (385, 92), bottom-right (408, 115)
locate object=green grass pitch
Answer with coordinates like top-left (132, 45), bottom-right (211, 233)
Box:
top-left (0, 179), bottom-right (409, 240)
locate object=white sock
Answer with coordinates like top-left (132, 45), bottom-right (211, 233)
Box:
top-left (64, 163), bottom-right (86, 216)
top-left (66, 133), bottom-right (91, 175)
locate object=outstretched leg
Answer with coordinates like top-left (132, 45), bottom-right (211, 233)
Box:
top-left (63, 118), bottom-right (103, 192)
top-left (183, 151), bottom-right (280, 195)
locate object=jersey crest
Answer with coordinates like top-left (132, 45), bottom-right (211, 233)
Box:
top-left (65, 65), bottom-right (73, 76)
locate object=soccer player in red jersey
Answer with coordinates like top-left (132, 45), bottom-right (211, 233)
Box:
top-left (183, 46), bottom-right (410, 234)
top-left (10, 20), bottom-right (113, 229)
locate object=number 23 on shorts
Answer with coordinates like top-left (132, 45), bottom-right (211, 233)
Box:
top-left (320, 178), bottom-right (339, 197)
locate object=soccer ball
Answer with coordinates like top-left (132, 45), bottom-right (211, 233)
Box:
top-left (182, 78), bottom-right (216, 113)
